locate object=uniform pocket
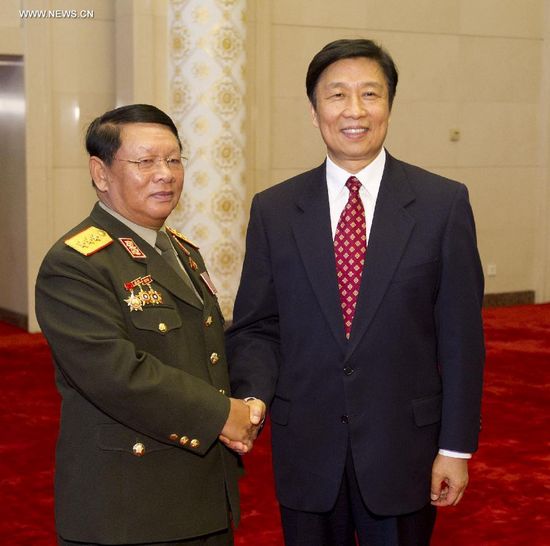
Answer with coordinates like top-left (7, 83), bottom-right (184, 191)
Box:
top-left (97, 423), bottom-right (173, 455)
top-left (392, 259), bottom-right (439, 284)
top-left (129, 305), bottom-right (182, 335)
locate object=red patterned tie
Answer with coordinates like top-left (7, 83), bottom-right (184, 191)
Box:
top-left (334, 176), bottom-right (367, 339)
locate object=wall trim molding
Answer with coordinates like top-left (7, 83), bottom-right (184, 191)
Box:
top-left (0, 307), bottom-right (28, 330)
top-left (483, 291), bottom-right (535, 308)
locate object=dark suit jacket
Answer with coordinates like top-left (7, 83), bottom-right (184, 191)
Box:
top-left (227, 152), bottom-right (485, 516)
top-left (36, 203), bottom-right (240, 544)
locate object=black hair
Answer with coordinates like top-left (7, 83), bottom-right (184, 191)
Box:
top-left (306, 39), bottom-right (398, 109)
top-left (85, 104), bottom-right (182, 165)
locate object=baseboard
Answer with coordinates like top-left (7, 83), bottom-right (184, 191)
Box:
top-left (483, 291), bottom-right (535, 307)
top-left (0, 308), bottom-right (28, 330)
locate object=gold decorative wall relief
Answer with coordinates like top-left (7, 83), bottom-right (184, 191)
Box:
top-left (169, 0), bottom-right (247, 318)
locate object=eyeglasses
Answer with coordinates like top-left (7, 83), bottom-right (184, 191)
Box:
top-left (114, 155), bottom-right (187, 172)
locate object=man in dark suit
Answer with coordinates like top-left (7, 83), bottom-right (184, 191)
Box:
top-left (226, 39), bottom-right (485, 545)
top-left (35, 104), bottom-right (263, 546)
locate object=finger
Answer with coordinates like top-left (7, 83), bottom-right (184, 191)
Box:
top-left (430, 480), bottom-right (442, 502)
top-left (445, 485), bottom-right (461, 506)
top-left (452, 489), bottom-right (465, 506)
top-left (249, 425), bottom-right (262, 441)
top-left (448, 482), bottom-right (467, 506)
top-left (246, 400), bottom-right (266, 425)
top-left (218, 435), bottom-right (249, 453)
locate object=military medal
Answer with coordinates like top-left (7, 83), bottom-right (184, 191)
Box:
top-left (123, 276), bottom-right (163, 311)
top-left (124, 290), bottom-right (144, 312)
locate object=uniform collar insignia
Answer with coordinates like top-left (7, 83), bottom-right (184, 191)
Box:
top-left (118, 237), bottom-right (147, 259)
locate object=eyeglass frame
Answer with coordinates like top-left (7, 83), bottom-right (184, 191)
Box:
top-left (113, 155), bottom-right (188, 172)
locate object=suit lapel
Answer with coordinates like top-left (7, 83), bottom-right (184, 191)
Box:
top-left (291, 164), bottom-right (347, 352)
top-left (346, 154), bottom-right (416, 358)
top-left (90, 204), bottom-right (203, 310)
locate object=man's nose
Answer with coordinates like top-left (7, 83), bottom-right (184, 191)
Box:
top-left (153, 159), bottom-right (175, 180)
top-left (344, 94), bottom-right (366, 117)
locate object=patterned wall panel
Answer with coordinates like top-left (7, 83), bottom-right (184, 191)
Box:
top-left (168, 0), bottom-right (247, 318)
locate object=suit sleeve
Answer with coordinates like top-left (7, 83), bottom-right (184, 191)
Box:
top-left (435, 183), bottom-right (485, 453)
top-left (35, 247), bottom-right (229, 455)
top-left (226, 194), bottom-right (281, 405)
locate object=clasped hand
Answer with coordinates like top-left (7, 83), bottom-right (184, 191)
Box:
top-left (219, 398), bottom-right (266, 454)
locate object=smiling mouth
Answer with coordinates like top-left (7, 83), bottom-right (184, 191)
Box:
top-left (151, 191), bottom-right (174, 200)
top-left (342, 127), bottom-right (369, 136)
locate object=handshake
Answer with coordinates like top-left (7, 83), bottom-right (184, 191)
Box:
top-left (219, 398), bottom-right (266, 455)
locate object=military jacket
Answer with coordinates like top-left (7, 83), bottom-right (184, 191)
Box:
top-left (35, 203), bottom-right (240, 544)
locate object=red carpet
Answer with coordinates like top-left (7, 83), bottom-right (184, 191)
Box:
top-left (1, 305), bottom-right (549, 544)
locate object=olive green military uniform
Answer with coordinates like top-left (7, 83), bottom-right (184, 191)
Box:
top-left (35, 203), bottom-right (240, 545)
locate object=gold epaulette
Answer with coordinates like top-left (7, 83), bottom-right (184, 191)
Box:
top-left (166, 226), bottom-right (199, 249)
top-left (65, 226), bottom-right (113, 256)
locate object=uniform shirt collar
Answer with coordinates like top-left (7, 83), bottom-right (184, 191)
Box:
top-left (98, 201), bottom-right (162, 249)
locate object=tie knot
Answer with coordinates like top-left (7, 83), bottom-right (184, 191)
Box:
top-left (155, 230), bottom-right (172, 252)
top-left (346, 176), bottom-right (361, 194)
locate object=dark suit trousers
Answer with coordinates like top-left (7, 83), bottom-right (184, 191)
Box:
top-left (280, 449), bottom-right (436, 546)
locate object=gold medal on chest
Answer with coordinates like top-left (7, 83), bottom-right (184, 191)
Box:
top-left (123, 275), bottom-right (163, 311)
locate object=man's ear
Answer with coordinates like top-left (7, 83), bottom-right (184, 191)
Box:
top-left (310, 102), bottom-right (319, 128)
top-left (89, 156), bottom-right (109, 192)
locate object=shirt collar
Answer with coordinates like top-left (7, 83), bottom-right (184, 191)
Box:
top-left (98, 201), bottom-right (161, 249)
top-left (326, 148), bottom-right (386, 201)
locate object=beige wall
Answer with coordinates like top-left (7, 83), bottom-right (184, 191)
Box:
top-left (0, 0), bottom-right (169, 331)
top-left (1, 0), bottom-right (549, 331)
top-left (247, 0), bottom-right (550, 302)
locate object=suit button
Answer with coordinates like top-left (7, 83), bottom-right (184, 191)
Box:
top-left (219, 388), bottom-right (226, 395)
top-left (343, 366), bottom-right (354, 376)
top-left (190, 439), bottom-right (200, 449)
top-left (169, 434), bottom-right (179, 441)
top-left (158, 322), bottom-right (167, 333)
top-left (210, 352), bottom-right (219, 364)
top-left (132, 442), bottom-right (145, 457)
top-left (341, 415), bottom-right (349, 424)
top-left (205, 316), bottom-right (213, 327)
top-left (179, 436), bottom-right (189, 446)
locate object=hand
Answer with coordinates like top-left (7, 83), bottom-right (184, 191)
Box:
top-left (219, 398), bottom-right (266, 454)
top-left (219, 398), bottom-right (256, 453)
top-left (430, 454), bottom-right (469, 507)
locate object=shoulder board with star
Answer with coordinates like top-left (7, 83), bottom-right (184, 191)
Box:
top-left (166, 226), bottom-right (199, 249)
top-left (64, 226), bottom-right (113, 256)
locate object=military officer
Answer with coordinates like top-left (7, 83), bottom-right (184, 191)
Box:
top-left (35, 104), bottom-right (262, 546)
